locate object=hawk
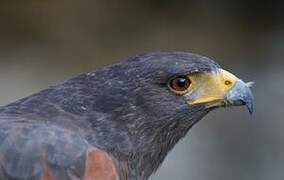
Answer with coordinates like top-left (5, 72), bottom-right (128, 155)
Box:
top-left (0, 52), bottom-right (254, 180)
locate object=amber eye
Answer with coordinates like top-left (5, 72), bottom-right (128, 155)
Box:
top-left (169, 76), bottom-right (191, 92)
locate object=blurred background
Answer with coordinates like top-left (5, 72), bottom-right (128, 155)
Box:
top-left (0, 1), bottom-right (283, 180)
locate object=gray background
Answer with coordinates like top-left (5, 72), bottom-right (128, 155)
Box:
top-left (0, 1), bottom-right (283, 180)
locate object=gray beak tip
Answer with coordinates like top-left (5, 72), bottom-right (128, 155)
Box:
top-left (246, 101), bottom-right (254, 115)
top-left (225, 79), bottom-right (255, 116)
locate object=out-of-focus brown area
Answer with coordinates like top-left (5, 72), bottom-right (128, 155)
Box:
top-left (0, 1), bottom-right (283, 180)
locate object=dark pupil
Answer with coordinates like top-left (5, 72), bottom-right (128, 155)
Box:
top-left (176, 78), bottom-right (187, 87)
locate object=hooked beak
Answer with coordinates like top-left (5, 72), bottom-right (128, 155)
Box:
top-left (185, 69), bottom-right (255, 115)
top-left (224, 79), bottom-right (254, 114)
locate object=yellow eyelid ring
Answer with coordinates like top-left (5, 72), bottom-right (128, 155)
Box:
top-left (185, 68), bottom-right (254, 114)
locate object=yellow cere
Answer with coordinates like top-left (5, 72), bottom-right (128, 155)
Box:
top-left (187, 69), bottom-right (238, 105)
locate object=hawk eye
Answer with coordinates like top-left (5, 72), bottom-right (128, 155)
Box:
top-left (169, 76), bottom-right (191, 92)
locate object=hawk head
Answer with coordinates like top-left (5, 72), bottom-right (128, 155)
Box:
top-left (72, 52), bottom-right (254, 178)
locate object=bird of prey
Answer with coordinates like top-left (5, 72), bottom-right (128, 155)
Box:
top-left (0, 52), bottom-right (254, 180)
